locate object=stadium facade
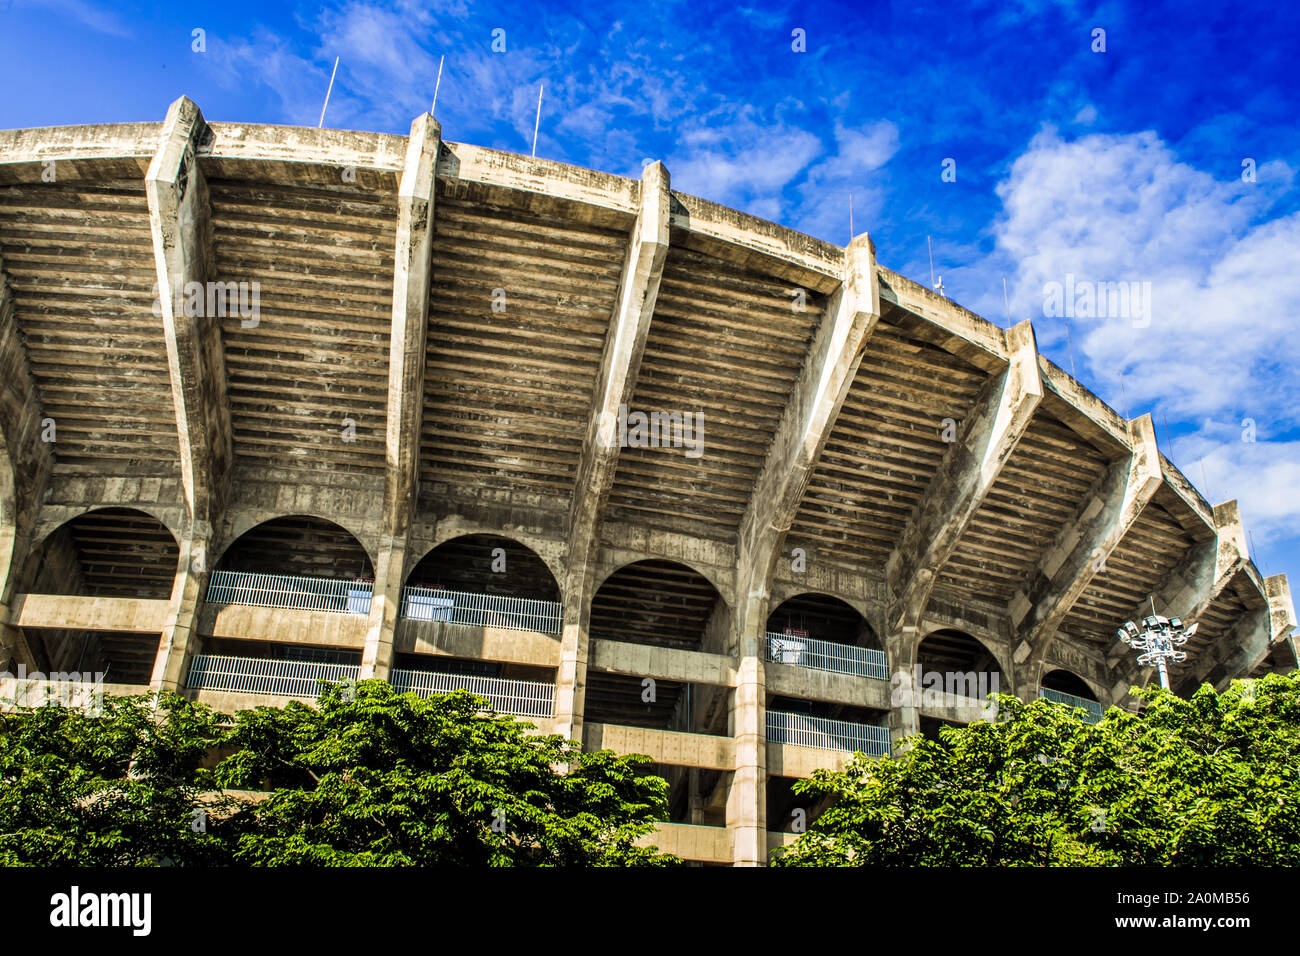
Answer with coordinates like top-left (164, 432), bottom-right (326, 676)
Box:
top-left (0, 97), bottom-right (1294, 865)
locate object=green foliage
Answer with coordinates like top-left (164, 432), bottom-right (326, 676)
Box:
top-left (773, 672), bottom-right (1300, 867)
top-left (0, 692), bottom-right (233, 865)
top-left (0, 681), bottom-right (678, 867)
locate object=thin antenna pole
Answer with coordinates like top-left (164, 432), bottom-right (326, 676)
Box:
top-left (1119, 372), bottom-right (1131, 419)
top-left (1161, 412), bottom-right (1175, 460)
top-left (430, 54), bottom-right (445, 115)
top-left (1249, 530), bottom-right (1268, 573)
top-left (319, 56), bottom-right (340, 128)
top-left (1002, 277), bottom-right (1011, 329)
top-left (1065, 317), bottom-right (1077, 379)
top-left (1199, 460), bottom-right (1213, 502)
top-left (927, 236), bottom-right (936, 289)
top-left (531, 83), bottom-right (544, 157)
top-left (849, 191), bottom-right (854, 240)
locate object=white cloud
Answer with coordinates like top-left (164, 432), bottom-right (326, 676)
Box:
top-left (985, 126), bottom-right (1300, 551)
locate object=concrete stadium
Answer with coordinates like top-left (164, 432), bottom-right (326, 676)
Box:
top-left (0, 97), bottom-right (1294, 865)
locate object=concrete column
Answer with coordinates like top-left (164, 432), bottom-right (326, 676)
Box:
top-left (359, 535), bottom-right (408, 680)
top-left (0, 520), bottom-right (35, 673)
top-left (149, 525), bottom-right (209, 690)
top-left (727, 640), bottom-right (766, 867)
top-left (553, 565), bottom-right (594, 741)
top-left (725, 234), bottom-right (880, 866)
top-left (885, 624), bottom-right (920, 748)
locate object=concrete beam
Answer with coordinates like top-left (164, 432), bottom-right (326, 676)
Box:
top-left (553, 160), bottom-right (671, 741)
top-left (886, 319), bottom-right (1041, 631)
top-left (144, 97), bottom-right (234, 690)
top-left (566, 160), bottom-right (671, 574)
top-left (1194, 574), bottom-right (1300, 689)
top-left (145, 96), bottom-right (231, 531)
top-left (1013, 414), bottom-right (1163, 687)
top-left (360, 114), bottom-right (440, 682)
top-left (736, 234), bottom-right (881, 604)
top-left (380, 113), bottom-right (440, 539)
top-left (12, 594), bottom-right (172, 632)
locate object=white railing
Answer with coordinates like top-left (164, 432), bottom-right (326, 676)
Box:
top-left (1040, 687), bottom-right (1105, 724)
top-left (206, 570), bottom-right (373, 615)
top-left (399, 586), bottom-right (561, 634)
top-left (766, 710), bottom-right (890, 756)
top-left (185, 654), bottom-right (359, 698)
top-left (766, 633), bottom-right (888, 680)
top-left (390, 668), bottom-right (555, 718)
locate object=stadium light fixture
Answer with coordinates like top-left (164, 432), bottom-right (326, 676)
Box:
top-left (1117, 612), bottom-right (1197, 690)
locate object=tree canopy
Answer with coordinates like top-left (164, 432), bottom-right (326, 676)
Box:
top-left (773, 673), bottom-right (1300, 866)
top-left (0, 680), bottom-right (678, 866)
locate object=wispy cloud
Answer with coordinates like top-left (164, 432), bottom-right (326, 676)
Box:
top-left (13, 0), bottom-right (130, 37)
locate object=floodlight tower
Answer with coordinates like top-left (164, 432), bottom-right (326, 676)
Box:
top-left (1116, 614), bottom-right (1198, 690)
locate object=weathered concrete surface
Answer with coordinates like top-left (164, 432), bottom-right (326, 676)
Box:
top-left (395, 618), bottom-right (560, 667)
top-left (11, 593), bottom-right (171, 632)
top-left (584, 722), bottom-right (735, 772)
top-left (587, 639), bottom-right (735, 688)
top-left (763, 661), bottom-right (891, 710)
top-left (636, 822), bottom-right (731, 864)
top-left (197, 604), bottom-right (370, 647)
top-left (766, 740), bottom-right (858, 778)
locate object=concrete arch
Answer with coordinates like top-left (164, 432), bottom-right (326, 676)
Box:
top-left (213, 514), bottom-right (375, 579)
top-left (589, 557), bottom-right (728, 653)
top-left (215, 509), bottom-right (379, 571)
top-left (23, 507), bottom-right (181, 599)
top-left (594, 554), bottom-right (733, 609)
top-left (32, 502), bottom-right (185, 554)
top-left (915, 626), bottom-right (1010, 685)
top-left (416, 522), bottom-right (566, 601)
top-left (766, 590), bottom-right (885, 660)
top-left (404, 532), bottom-right (562, 603)
top-left (1040, 666), bottom-right (1107, 703)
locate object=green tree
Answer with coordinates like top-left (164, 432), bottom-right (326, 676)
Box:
top-left (0, 681), bottom-right (678, 866)
top-left (0, 692), bottom-right (234, 865)
top-left (216, 680), bottom-right (677, 866)
top-left (773, 672), bottom-right (1300, 866)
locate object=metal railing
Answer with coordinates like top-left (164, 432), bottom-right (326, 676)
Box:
top-left (399, 586), bottom-right (561, 634)
top-left (1039, 687), bottom-right (1106, 724)
top-left (765, 632), bottom-right (888, 680)
top-left (766, 710), bottom-right (890, 756)
top-left (185, 654), bottom-right (360, 698)
top-left (390, 668), bottom-right (555, 718)
top-left (206, 570), bottom-right (373, 615)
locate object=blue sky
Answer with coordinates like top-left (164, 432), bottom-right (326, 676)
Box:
top-left (3, 0), bottom-right (1299, 589)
